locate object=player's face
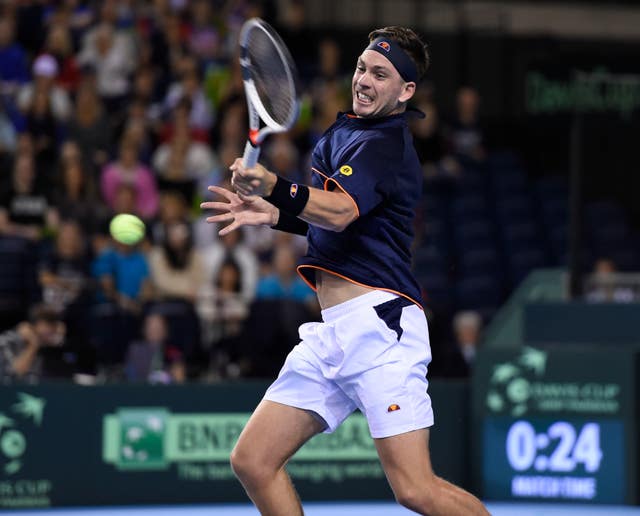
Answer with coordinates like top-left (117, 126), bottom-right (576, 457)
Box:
top-left (352, 50), bottom-right (414, 118)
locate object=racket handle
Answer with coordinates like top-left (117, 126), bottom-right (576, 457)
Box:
top-left (242, 141), bottom-right (261, 169)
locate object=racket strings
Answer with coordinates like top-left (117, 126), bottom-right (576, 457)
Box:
top-left (246, 28), bottom-right (297, 126)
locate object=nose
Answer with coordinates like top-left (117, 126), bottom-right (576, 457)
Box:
top-left (357, 71), bottom-right (371, 89)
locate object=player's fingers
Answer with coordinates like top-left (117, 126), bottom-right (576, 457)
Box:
top-left (207, 185), bottom-right (236, 201)
top-left (237, 192), bottom-right (260, 202)
top-left (218, 220), bottom-right (240, 236)
top-left (206, 213), bottom-right (235, 224)
top-left (200, 201), bottom-right (230, 212)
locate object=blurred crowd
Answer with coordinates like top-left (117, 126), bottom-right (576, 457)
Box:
top-left (4, 1), bottom-right (634, 386)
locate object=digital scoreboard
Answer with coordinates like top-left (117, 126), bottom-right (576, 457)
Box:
top-left (473, 346), bottom-right (638, 504)
top-left (483, 417), bottom-right (624, 502)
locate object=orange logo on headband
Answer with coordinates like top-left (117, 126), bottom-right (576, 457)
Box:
top-left (290, 184), bottom-right (298, 197)
top-left (377, 41), bottom-right (391, 52)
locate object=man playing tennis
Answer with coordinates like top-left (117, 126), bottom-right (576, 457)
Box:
top-left (202, 26), bottom-right (489, 515)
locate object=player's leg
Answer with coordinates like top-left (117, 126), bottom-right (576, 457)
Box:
top-left (231, 320), bottom-right (355, 515)
top-left (230, 399), bottom-right (325, 516)
top-left (375, 428), bottom-right (490, 515)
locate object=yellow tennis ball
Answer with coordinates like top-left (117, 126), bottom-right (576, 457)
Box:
top-left (109, 213), bottom-right (145, 246)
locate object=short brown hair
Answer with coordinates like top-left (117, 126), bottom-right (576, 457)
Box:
top-left (368, 26), bottom-right (429, 80)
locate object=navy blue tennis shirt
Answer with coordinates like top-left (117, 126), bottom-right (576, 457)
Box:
top-left (297, 110), bottom-right (424, 307)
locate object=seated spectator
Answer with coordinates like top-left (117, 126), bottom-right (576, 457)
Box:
top-left (198, 258), bottom-right (250, 351)
top-left (92, 237), bottom-right (153, 314)
top-left (101, 138), bottom-right (159, 220)
top-left (0, 152), bottom-right (59, 241)
top-left (76, 22), bottom-right (136, 113)
top-left (201, 228), bottom-right (259, 304)
top-left (124, 312), bottom-right (185, 384)
top-left (163, 54), bottom-right (214, 132)
top-left (447, 86), bottom-right (486, 164)
top-left (0, 17), bottom-right (30, 97)
top-left (446, 310), bottom-right (483, 378)
top-left (43, 24), bottom-right (80, 92)
top-left (66, 83), bottom-right (112, 175)
top-left (411, 99), bottom-right (461, 183)
top-left (585, 257), bottom-right (635, 303)
top-left (0, 304), bottom-right (91, 384)
top-left (39, 219), bottom-right (91, 310)
top-left (149, 221), bottom-right (206, 303)
top-left (17, 54), bottom-right (72, 124)
top-left (54, 141), bottom-right (106, 235)
top-left (152, 98), bottom-right (216, 204)
top-left (256, 246), bottom-right (316, 307)
top-left (90, 233), bottom-right (153, 367)
top-left (150, 190), bottom-right (191, 246)
top-left (24, 81), bottom-right (60, 170)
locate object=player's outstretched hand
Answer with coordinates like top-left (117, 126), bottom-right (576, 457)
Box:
top-left (230, 158), bottom-right (277, 197)
top-left (201, 185), bottom-right (278, 236)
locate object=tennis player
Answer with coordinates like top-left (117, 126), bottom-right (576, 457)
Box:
top-left (202, 26), bottom-right (489, 515)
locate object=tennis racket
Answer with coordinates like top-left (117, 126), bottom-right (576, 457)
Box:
top-left (239, 18), bottom-right (300, 169)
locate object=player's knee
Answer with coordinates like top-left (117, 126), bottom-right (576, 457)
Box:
top-left (230, 445), bottom-right (271, 487)
top-left (394, 479), bottom-right (438, 514)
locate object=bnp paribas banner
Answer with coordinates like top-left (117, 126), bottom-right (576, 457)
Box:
top-left (0, 384), bottom-right (395, 509)
top-left (473, 346), bottom-right (639, 505)
top-left (102, 409), bottom-right (381, 482)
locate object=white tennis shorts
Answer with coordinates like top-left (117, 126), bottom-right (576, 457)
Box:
top-left (263, 290), bottom-right (434, 439)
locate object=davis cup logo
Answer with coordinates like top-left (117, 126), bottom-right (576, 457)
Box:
top-left (486, 347), bottom-right (547, 417)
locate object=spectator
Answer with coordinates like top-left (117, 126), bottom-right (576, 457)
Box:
top-left (0, 17), bottom-right (30, 96)
top-left (256, 246), bottom-right (315, 307)
top-left (0, 304), bottom-right (87, 384)
top-left (586, 257), bottom-right (635, 303)
top-left (163, 54), bottom-right (214, 132)
top-left (150, 190), bottom-right (191, 245)
top-left (124, 312), bottom-right (185, 384)
top-left (101, 138), bottom-right (159, 220)
top-left (17, 53), bottom-right (72, 124)
top-left (447, 86), bottom-right (486, 163)
top-left (152, 98), bottom-right (216, 203)
top-left (198, 258), bottom-right (250, 351)
top-left (0, 152), bottom-right (59, 241)
top-left (411, 99), bottom-right (461, 183)
top-left (67, 82), bottom-right (112, 174)
top-left (39, 219), bottom-right (91, 311)
top-left (201, 228), bottom-right (259, 304)
top-left (447, 310), bottom-right (483, 377)
top-left (77, 22), bottom-right (136, 113)
top-left (149, 221), bottom-right (206, 303)
top-left (24, 79), bottom-right (60, 168)
top-left (43, 23), bottom-right (80, 92)
top-left (92, 237), bottom-right (153, 314)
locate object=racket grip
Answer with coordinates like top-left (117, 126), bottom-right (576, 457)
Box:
top-left (242, 141), bottom-right (261, 169)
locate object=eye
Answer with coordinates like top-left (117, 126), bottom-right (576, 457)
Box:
top-left (356, 65), bottom-right (365, 72)
top-left (376, 73), bottom-right (386, 80)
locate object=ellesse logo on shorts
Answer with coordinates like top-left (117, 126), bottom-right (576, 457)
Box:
top-left (339, 165), bottom-right (353, 176)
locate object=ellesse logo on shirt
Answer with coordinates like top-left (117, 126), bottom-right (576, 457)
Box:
top-left (339, 165), bottom-right (353, 176)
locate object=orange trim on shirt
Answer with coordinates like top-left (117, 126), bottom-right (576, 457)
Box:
top-left (296, 264), bottom-right (424, 310)
top-left (311, 167), bottom-right (360, 219)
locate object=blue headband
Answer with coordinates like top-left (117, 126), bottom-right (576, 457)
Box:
top-left (366, 37), bottom-right (418, 83)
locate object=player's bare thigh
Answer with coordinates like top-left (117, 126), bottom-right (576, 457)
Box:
top-left (375, 428), bottom-right (436, 491)
top-left (231, 400), bottom-right (326, 479)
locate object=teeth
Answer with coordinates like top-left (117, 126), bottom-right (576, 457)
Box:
top-left (357, 92), bottom-right (372, 102)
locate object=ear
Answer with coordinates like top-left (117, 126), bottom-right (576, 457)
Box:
top-left (399, 81), bottom-right (416, 103)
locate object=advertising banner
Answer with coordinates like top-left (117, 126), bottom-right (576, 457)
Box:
top-left (0, 381), bottom-right (469, 508)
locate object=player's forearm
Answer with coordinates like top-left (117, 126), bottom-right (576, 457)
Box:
top-left (298, 188), bottom-right (357, 232)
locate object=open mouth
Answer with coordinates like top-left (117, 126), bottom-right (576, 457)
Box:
top-left (356, 91), bottom-right (373, 104)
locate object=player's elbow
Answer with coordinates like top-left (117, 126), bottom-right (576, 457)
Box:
top-left (327, 205), bottom-right (358, 232)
